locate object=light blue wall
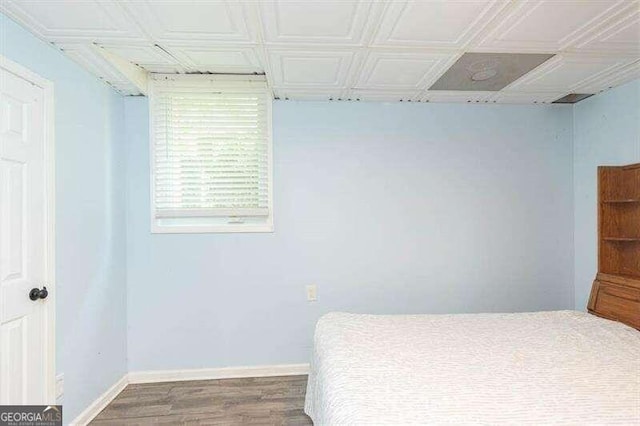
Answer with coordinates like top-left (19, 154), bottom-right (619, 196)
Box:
top-left (0, 14), bottom-right (127, 421)
top-left (11, 4), bottom-right (636, 411)
top-left (573, 80), bottom-right (640, 310)
top-left (125, 98), bottom-right (574, 371)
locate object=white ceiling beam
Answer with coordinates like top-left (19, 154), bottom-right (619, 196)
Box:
top-left (90, 44), bottom-right (149, 95)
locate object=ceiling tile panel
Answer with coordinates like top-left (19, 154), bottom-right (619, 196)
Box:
top-left (346, 89), bottom-right (420, 102)
top-left (506, 54), bottom-right (635, 92)
top-left (572, 2), bottom-right (640, 54)
top-left (488, 91), bottom-right (565, 104)
top-left (99, 44), bottom-right (184, 73)
top-left (574, 59), bottom-right (640, 93)
top-left (1, 0), bottom-right (146, 43)
top-left (122, 0), bottom-right (256, 43)
top-left (56, 43), bottom-right (142, 95)
top-left (274, 88), bottom-right (344, 101)
top-left (475, 0), bottom-right (627, 52)
top-left (269, 50), bottom-right (355, 88)
top-left (166, 46), bottom-right (263, 74)
top-left (356, 51), bottom-right (458, 90)
top-left (2, 0), bottom-right (638, 103)
top-left (373, 0), bottom-right (509, 49)
top-left (260, 0), bottom-right (375, 45)
top-left (421, 91), bottom-right (494, 103)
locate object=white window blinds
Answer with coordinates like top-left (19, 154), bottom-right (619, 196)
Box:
top-left (150, 76), bottom-right (272, 233)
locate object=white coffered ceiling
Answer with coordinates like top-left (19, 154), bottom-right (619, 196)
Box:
top-left (1, 0), bottom-right (639, 104)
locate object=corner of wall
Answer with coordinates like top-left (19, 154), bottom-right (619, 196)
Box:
top-left (571, 103), bottom-right (577, 310)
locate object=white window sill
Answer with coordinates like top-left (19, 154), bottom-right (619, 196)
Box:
top-left (151, 223), bottom-right (274, 234)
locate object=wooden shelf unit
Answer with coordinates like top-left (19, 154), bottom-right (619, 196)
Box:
top-left (588, 163), bottom-right (640, 329)
top-left (602, 199), bottom-right (640, 204)
top-left (598, 163), bottom-right (640, 278)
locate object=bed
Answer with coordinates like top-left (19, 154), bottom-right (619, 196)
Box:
top-left (304, 278), bottom-right (640, 425)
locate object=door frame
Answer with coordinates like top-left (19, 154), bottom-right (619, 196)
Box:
top-left (0, 54), bottom-right (56, 402)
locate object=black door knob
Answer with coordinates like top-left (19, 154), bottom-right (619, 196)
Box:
top-left (29, 286), bottom-right (48, 301)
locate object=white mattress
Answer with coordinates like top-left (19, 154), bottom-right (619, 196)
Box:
top-left (304, 311), bottom-right (640, 425)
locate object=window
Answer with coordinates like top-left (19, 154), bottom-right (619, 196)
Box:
top-left (149, 75), bottom-right (273, 233)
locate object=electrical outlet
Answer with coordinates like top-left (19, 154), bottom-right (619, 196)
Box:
top-left (306, 284), bottom-right (317, 302)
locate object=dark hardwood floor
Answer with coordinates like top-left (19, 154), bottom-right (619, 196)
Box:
top-left (90, 375), bottom-right (313, 425)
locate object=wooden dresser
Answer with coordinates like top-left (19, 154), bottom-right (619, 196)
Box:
top-left (588, 163), bottom-right (640, 330)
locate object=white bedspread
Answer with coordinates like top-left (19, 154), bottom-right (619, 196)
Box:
top-left (304, 311), bottom-right (640, 425)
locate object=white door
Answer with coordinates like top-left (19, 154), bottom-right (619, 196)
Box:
top-left (0, 60), bottom-right (54, 404)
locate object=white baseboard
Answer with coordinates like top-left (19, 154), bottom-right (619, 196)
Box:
top-left (70, 363), bottom-right (310, 425)
top-left (69, 374), bottom-right (128, 426)
top-left (128, 363), bottom-right (310, 384)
